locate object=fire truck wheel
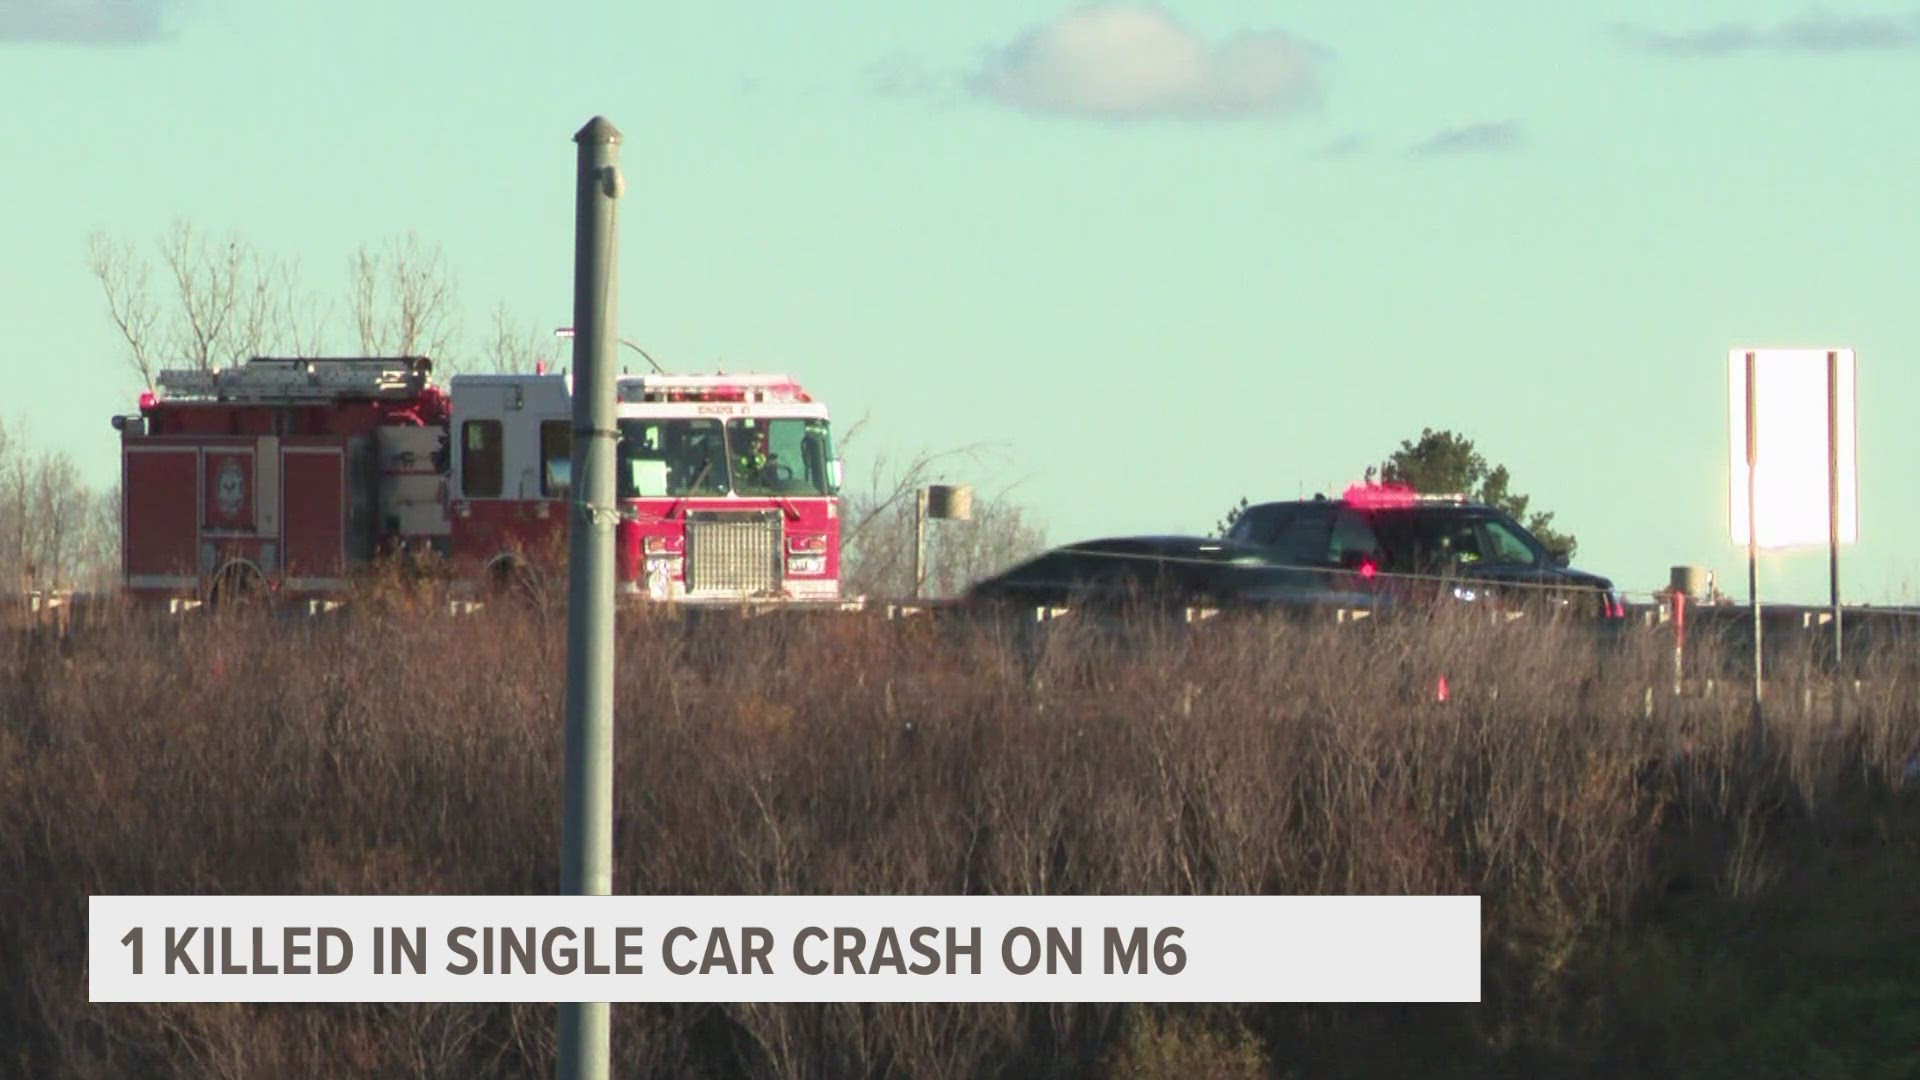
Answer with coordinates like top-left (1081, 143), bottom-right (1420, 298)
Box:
top-left (208, 562), bottom-right (270, 609)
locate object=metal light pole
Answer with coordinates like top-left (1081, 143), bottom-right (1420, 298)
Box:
top-left (558, 115), bottom-right (622, 1080)
top-left (1744, 350), bottom-right (1764, 750)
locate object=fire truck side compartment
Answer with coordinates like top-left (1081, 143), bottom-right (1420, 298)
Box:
top-left (123, 446), bottom-right (200, 586)
top-left (281, 445), bottom-right (348, 583)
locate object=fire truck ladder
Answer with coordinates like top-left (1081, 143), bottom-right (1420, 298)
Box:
top-left (155, 357), bottom-right (434, 402)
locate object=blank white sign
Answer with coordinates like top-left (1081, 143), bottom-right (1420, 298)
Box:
top-left (1727, 348), bottom-right (1857, 549)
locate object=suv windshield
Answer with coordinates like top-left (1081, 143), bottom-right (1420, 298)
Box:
top-left (1367, 509), bottom-right (1543, 571)
top-left (617, 417), bottom-right (836, 498)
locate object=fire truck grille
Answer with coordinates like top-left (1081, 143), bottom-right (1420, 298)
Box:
top-left (685, 511), bottom-right (784, 596)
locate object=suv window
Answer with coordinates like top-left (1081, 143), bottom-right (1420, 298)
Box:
top-left (1231, 504), bottom-right (1340, 564)
top-left (1481, 517), bottom-right (1541, 567)
top-left (1368, 510), bottom-right (1486, 572)
top-left (1328, 509), bottom-right (1382, 565)
top-left (1228, 504), bottom-right (1295, 546)
top-left (1267, 508), bottom-right (1335, 563)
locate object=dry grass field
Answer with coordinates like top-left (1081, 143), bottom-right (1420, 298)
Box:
top-left (4, 592), bottom-right (1918, 1078)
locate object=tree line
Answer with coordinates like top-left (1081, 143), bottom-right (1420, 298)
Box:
top-left (0, 417), bottom-right (117, 594)
top-left (87, 221), bottom-right (551, 390)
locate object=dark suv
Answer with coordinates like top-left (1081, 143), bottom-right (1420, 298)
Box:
top-left (1224, 493), bottom-right (1625, 621)
top-left (963, 535), bottom-right (1379, 612)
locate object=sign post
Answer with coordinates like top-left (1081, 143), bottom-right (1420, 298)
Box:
top-left (1827, 350), bottom-right (1843, 671)
top-left (1744, 351), bottom-right (1762, 741)
top-left (1727, 346), bottom-right (1859, 748)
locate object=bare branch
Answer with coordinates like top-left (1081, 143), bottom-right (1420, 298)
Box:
top-left (480, 302), bottom-right (544, 373)
top-left (86, 230), bottom-right (160, 391)
top-left (268, 258), bottom-right (335, 358)
top-left (838, 442), bottom-right (1042, 599)
top-left (349, 234), bottom-right (460, 369)
top-left (159, 220), bottom-right (250, 371)
top-left (351, 245), bottom-right (379, 354)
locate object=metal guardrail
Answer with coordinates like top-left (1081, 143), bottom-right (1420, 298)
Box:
top-left (20, 587), bottom-right (1920, 651)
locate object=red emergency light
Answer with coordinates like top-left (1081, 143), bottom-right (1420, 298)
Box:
top-left (1342, 481), bottom-right (1419, 509)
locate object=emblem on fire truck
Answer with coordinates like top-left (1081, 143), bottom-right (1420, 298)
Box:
top-left (215, 458), bottom-right (246, 518)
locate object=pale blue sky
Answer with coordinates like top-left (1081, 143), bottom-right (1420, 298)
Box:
top-left (5, 1), bottom-right (1918, 602)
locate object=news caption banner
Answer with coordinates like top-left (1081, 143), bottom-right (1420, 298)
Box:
top-left (92, 896), bottom-right (1479, 1004)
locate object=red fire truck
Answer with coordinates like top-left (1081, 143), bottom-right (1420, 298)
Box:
top-left (113, 356), bottom-right (845, 606)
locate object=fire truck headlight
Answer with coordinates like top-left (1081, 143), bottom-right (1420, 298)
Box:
top-left (786, 555), bottom-right (826, 576)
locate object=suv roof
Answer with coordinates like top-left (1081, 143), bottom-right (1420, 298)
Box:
top-left (1060, 535), bottom-right (1280, 563)
top-left (1225, 493), bottom-right (1558, 575)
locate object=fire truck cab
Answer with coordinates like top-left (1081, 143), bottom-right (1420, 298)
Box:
top-left (610, 372), bottom-right (843, 602)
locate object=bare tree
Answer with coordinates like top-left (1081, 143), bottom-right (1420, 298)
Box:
top-left (351, 233), bottom-right (459, 366)
top-left (85, 231), bottom-right (160, 391)
top-left (837, 433), bottom-right (1046, 600)
top-left (30, 452), bottom-right (87, 590)
top-left (92, 224), bottom-right (523, 385)
top-left (478, 301), bottom-right (548, 373)
top-left (158, 220), bottom-right (250, 371)
top-left (0, 418), bottom-right (22, 587)
top-left (924, 490), bottom-right (1047, 597)
top-left (88, 221), bottom-right (318, 386)
top-left (80, 484), bottom-right (123, 592)
top-left (261, 255), bottom-right (334, 359)
top-left (0, 420), bottom-right (102, 593)
top-left (0, 427), bottom-right (39, 593)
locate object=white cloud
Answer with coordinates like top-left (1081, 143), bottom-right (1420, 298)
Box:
top-left (0, 0), bottom-right (175, 44)
top-left (1320, 133), bottom-right (1369, 157)
top-left (1408, 121), bottom-right (1529, 156)
top-left (967, 5), bottom-right (1329, 121)
top-left (1615, 10), bottom-right (1920, 56)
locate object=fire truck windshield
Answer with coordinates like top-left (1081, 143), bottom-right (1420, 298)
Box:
top-left (726, 418), bottom-right (836, 497)
top-left (617, 419), bottom-right (729, 498)
top-left (616, 417), bottom-right (836, 499)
